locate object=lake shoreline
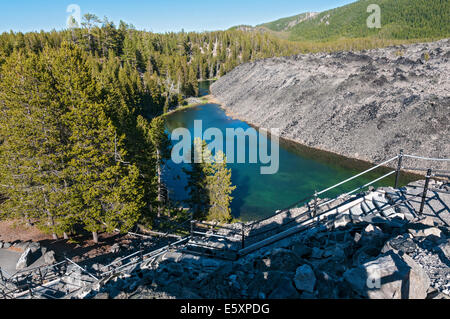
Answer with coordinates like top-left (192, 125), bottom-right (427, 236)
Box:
top-left (164, 92), bottom-right (421, 221)
top-left (209, 93), bottom-right (424, 179)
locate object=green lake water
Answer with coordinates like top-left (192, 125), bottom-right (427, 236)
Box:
top-left (163, 84), bottom-right (417, 221)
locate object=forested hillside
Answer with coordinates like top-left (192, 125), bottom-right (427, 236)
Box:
top-left (258, 12), bottom-right (318, 32)
top-left (0, 16), bottom-right (304, 240)
top-left (288, 0), bottom-right (450, 41)
top-left (236, 0), bottom-right (450, 42)
top-left (0, 19), bottom-right (304, 116)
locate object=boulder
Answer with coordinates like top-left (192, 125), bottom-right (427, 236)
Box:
top-left (28, 242), bottom-right (41, 253)
top-left (409, 227), bottom-right (442, 239)
top-left (311, 247), bottom-right (324, 259)
top-left (344, 251), bottom-right (430, 299)
top-left (323, 245), bottom-right (346, 262)
top-left (16, 247), bottom-right (32, 270)
top-left (43, 250), bottom-right (56, 265)
top-left (13, 241), bottom-right (31, 252)
top-left (314, 271), bottom-right (339, 299)
top-left (352, 246), bottom-right (381, 266)
top-left (268, 277), bottom-right (300, 299)
top-left (419, 217), bottom-right (438, 227)
top-left (437, 239), bottom-right (450, 260)
top-left (248, 271), bottom-right (293, 298)
top-left (381, 235), bottom-right (417, 255)
top-left (255, 248), bottom-right (302, 272)
top-left (360, 225), bottom-right (385, 247)
top-left (291, 243), bottom-right (312, 258)
top-left (0, 241), bottom-right (3, 249)
top-left (401, 253), bottom-right (430, 299)
top-left (294, 264), bottom-right (316, 293)
top-left (162, 262), bottom-right (184, 278)
top-left (334, 214), bottom-right (352, 229)
top-left (3, 242), bottom-right (11, 249)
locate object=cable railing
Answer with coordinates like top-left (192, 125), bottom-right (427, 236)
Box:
top-left (252, 151), bottom-right (448, 227)
top-left (192, 150), bottom-right (449, 251)
top-left (3, 151), bottom-right (448, 298)
top-left (100, 218), bottom-right (192, 274)
top-left (101, 236), bottom-right (191, 277)
top-left (246, 155), bottom-right (401, 231)
top-left (242, 171), bottom-right (397, 242)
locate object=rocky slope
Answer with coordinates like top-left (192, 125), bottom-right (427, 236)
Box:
top-left (210, 39), bottom-right (450, 169)
top-left (78, 181), bottom-right (449, 300)
top-left (3, 181), bottom-right (449, 299)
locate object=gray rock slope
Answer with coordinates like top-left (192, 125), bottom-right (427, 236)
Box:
top-left (211, 39), bottom-right (450, 169)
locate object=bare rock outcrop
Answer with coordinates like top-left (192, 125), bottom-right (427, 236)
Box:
top-left (211, 39), bottom-right (450, 169)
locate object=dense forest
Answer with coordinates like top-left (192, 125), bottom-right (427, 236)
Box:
top-left (238, 0), bottom-right (450, 43)
top-left (0, 15), bottom-right (306, 241)
top-left (0, 17), bottom-right (306, 116)
top-left (287, 0), bottom-right (450, 41)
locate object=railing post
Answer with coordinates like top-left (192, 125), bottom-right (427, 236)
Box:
top-left (313, 191), bottom-right (318, 217)
top-left (395, 150), bottom-right (404, 189)
top-left (190, 220), bottom-right (194, 237)
top-left (241, 223), bottom-right (245, 249)
top-left (28, 284), bottom-right (33, 297)
top-left (419, 169), bottom-right (432, 215)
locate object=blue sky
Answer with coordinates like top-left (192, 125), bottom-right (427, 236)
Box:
top-left (0, 0), bottom-right (355, 33)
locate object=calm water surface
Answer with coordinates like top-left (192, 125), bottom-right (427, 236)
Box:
top-left (163, 83), bottom-right (416, 221)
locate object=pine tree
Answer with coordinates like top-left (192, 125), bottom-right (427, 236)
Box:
top-left (0, 42), bottom-right (146, 242)
top-left (0, 50), bottom-right (72, 238)
top-left (149, 117), bottom-right (171, 217)
top-left (50, 42), bottom-right (144, 242)
top-left (184, 138), bottom-right (212, 220)
top-left (184, 140), bottom-right (235, 222)
top-left (205, 151), bottom-right (236, 222)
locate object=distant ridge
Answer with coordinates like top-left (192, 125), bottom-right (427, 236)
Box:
top-left (231, 0), bottom-right (450, 42)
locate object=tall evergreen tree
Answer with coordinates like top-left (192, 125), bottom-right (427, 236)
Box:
top-left (184, 140), bottom-right (235, 222)
top-left (149, 117), bottom-right (171, 217)
top-left (0, 42), bottom-right (145, 242)
top-left (184, 138), bottom-right (212, 220)
top-left (205, 151), bottom-right (236, 222)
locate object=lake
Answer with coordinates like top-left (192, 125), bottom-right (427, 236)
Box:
top-left (163, 84), bottom-right (416, 221)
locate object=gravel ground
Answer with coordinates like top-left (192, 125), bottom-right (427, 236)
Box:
top-left (410, 241), bottom-right (450, 295)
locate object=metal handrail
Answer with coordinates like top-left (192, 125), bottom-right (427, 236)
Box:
top-left (317, 156), bottom-right (399, 196)
top-left (103, 218), bottom-right (192, 270)
top-left (7, 260), bottom-right (67, 282)
top-left (102, 236), bottom-right (191, 277)
top-left (221, 152), bottom-right (449, 250)
top-left (323, 170), bottom-right (397, 205)
top-left (248, 155), bottom-right (400, 228)
top-left (192, 221), bottom-right (242, 237)
top-left (245, 171), bottom-right (397, 240)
